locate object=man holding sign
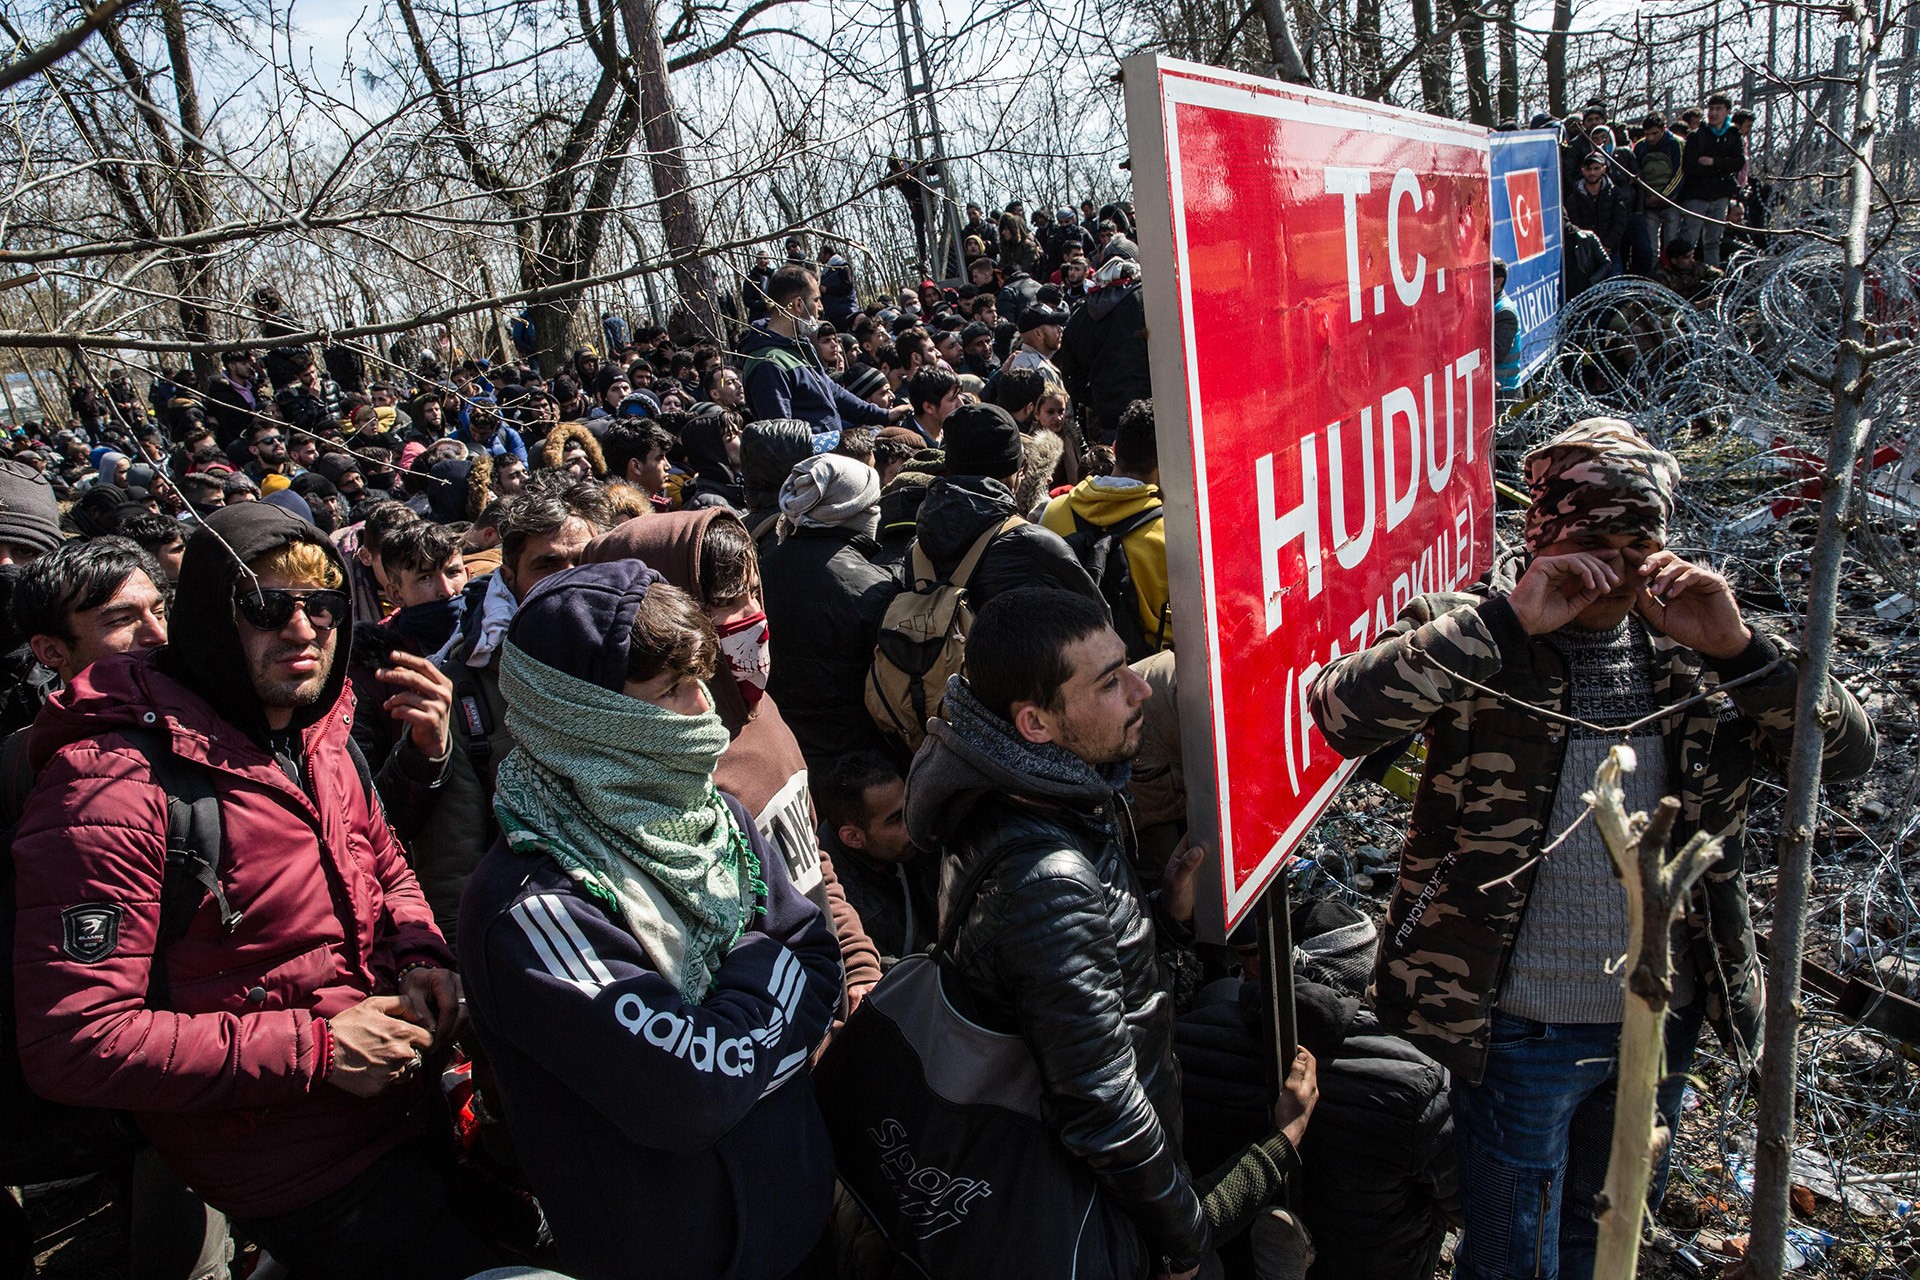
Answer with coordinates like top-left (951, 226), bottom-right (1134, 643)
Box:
top-left (1309, 419), bottom-right (1875, 1279)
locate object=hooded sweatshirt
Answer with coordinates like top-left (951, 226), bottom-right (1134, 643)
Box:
top-left (1041, 475), bottom-right (1172, 652)
top-left (584, 511), bottom-right (883, 1003)
top-left (739, 323), bottom-right (893, 434)
top-left (677, 412), bottom-right (746, 514)
top-left (12, 502), bottom-right (451, 1218)
top-left (740, 419), bottom-right (817, 548)
top-left (457, 560), bottom-right (840, 1280)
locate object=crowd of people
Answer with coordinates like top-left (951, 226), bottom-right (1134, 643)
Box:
top-left (1530, 94), bottom-right (1766, 304)
top-left (0, 159), bottom-right (1870, 1280)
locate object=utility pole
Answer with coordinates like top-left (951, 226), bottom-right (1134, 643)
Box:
top-left (892, 0), bottom-right (965, 280)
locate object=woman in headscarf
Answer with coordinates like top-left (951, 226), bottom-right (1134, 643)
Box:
top-left (457, 561), bottom-right (840, 1280)
top-left (756, 453), bottom-right (893, 768)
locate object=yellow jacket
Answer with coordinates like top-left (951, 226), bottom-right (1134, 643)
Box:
top-left (1041, 477), bottom-right (1172, 650)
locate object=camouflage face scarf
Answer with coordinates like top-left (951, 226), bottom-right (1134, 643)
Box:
top-left (493, 642), bottom-right (764, 1001)
top-left (1522, 417), bottom-right (1681, 553)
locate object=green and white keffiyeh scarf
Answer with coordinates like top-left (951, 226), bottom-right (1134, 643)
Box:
top-left (492, 641), bottom-right (765, 1001)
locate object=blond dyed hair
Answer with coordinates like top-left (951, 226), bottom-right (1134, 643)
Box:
top-left (249, 541), bottom-right (343, 588)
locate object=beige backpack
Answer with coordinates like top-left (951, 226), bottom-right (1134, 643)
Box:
top-left (865, 516), bottom-right (1022, 751)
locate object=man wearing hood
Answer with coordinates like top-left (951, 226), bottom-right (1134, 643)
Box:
top-left (759, 453), bottom-right (894, 769)
top-left (738, 418), bottom-right (816, 549)
top-left (677, 409), bottom-right (747, 514)
top-left (9, 503), bottom-right (493, 1278)
top-left (740, 266), bottom-right (912, 434)
top-left (913, 403), bottom-right (1105, 610)
top-left (905, 588), bottom-right (1315, 1278)
top-left (1057, 252), bottom-right (1152, 444)
top-left (457, 560), bottom-right (841, 1280)
top-left (585, 510), bottom-right (884, 1011)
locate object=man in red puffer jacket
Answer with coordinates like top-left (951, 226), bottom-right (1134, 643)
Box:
top-left (9, 502), bottom-right (500, 1280)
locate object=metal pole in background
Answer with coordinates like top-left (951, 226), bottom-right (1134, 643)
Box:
top-left (1257, 877), bottom-right (1299, 1100)
top-left (890, 0), bottom-right (936, 276)
top-left (1898, 3), bottom-right (1917, 190)
top-left (906, 0), bottom-right (967, 280)
top-left (1765, 4), bottom-right (1777, 166)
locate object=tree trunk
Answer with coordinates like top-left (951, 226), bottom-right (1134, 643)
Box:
top-left (1355, 0), bottom-right (1385, 101)
top-left (1496, 0), bottom-right (1520, 123)
top-left (1256, 0), bottom-right (1311, 84)
top-left (156, 0), bottom-right (217, 383)
top-left (1545, 0), bottom-right (1574, 118)
top-left (1746, 3), bottom-right (1887, 1276)
top-left (1452, 0), bottom-right (1494, 125)
top-left (620, 0), bottom-right (724, 343)
top-left (1411, 0), bottom-right (1452, 115)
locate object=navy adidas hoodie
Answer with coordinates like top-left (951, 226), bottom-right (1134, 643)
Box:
top-left (457, 560), bottom-right (842, 1280)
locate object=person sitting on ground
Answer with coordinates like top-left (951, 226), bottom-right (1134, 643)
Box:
top-left (458, 561), bottom-right (842, 1280)
top-left (1175, 899), bottom-right (1459, 1280)
top-left (1308, 417), bottom-right (1875, 1280)
top-left (1656, 237), bottom-right (1723, 303)
top-left (905, 588), bottom-right (1318, 1277)
top-left (12, 503), bottom-right (493, 1280)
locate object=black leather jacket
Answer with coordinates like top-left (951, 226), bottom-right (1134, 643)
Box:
top-left (905, 714), bottom-right (1209, 1269)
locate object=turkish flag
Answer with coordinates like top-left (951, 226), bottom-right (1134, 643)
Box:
top-left (1506, 168), bottom-right (1545, 262)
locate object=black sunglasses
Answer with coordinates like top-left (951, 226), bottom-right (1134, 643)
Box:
top-left (235, 587), bottom-right (348, 632)
top-left (253, 434), bottom-right (285, 446)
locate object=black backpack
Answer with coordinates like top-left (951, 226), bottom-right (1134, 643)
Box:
top-left (1061, 507), bottom-right (1168, 661)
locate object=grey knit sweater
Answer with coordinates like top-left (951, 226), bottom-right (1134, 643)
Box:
top-left (1500, 616), bottom-right (1670, 1024)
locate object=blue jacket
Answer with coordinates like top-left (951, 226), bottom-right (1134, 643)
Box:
top-left (739, 324), bottom-right (891, 433)
top-left (458, 796), bottom-right (841, 1280)
top-left (451, 422), bottom-right (529, 466)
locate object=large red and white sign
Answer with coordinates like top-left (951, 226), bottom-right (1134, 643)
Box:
top-left (1122, 57), bottom-right (1496, 939)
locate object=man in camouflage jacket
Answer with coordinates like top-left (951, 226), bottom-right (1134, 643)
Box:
top-left (1309, 418), bottom-right (1874, 1280)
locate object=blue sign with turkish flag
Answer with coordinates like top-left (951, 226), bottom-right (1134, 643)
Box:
top-left (1490, 129), bottom-right (1562, 388)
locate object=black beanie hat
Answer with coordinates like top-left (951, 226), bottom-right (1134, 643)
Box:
top-left (0, 459), bottom-right (63, 555)
top-left (942, 403), bottom-right (1024, 479)
top-left (837, 363), bottom-right (887, 401)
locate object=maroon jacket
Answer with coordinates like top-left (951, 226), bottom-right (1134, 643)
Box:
top-left (10, 511), bottom-right (452, 1219)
